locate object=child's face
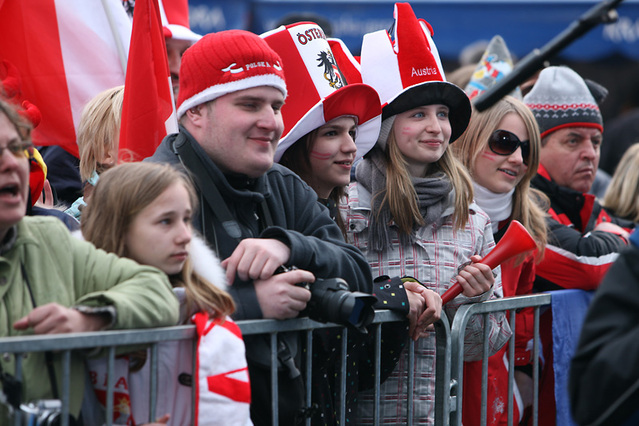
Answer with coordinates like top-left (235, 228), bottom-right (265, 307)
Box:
top-left (392, 104), bottom-right (451, 177)
top-left (125, 182), bottom-right (192, 276)
top-left (308, 116), bottom-right (357, 198)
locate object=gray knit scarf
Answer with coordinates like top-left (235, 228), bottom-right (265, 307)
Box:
top-left (355, 148), bottom-right (453, 251)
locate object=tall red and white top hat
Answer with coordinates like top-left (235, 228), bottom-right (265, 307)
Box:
top-left (360, 2), bottom-right (471, 143)
top-left (159, 0), bottom-right (201, 43)
top-left (261, 22), bottom-right (381, 162)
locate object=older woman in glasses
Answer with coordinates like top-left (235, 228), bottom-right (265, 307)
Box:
top-left (451, 95), bottom-right (548, 425)
top-left (0, 98), bottom-right (178, 422)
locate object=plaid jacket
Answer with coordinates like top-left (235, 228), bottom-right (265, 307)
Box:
top-left (344, 182), bottom-right (512, 424)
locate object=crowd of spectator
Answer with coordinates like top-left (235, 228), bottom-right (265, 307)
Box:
top-left (2, 0), bottom-right (638, 425)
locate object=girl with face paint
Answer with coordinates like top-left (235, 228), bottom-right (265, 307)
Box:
top-left (452, 96), bottom-right (548, 426)
top-left (264, 21), bottom-right (442, 424)
top-left (346, 4), bottom-right (512, 424)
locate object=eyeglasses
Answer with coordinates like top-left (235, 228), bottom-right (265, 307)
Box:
top-left (488, 130), bottom-right (530, 165)
top-left (0, 140), bottom-right (34, 160)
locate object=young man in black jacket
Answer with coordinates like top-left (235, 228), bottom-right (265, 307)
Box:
top-left (147, 29), bottom-right (374, 425)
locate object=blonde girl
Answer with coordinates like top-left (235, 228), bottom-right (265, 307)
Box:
top-left (82, 162), bottom-right (250, 426)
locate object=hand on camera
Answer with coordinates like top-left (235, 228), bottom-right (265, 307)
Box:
top-left (254, 269), bottom-right (314, 320)
top-left (222, 238), bottom-right (291, 283)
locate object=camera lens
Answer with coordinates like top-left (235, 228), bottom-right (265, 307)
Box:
top-left (305, 278), bottom-right (376, 332)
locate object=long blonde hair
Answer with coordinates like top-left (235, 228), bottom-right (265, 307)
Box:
top-left (82, 162), bottom-right (235, 318)
top-left (602, 143), bottom-right (639, 222)
top-left (77, 86), bottom-right (124, 182)
top-left (381, 128), bottom-right (474, 234)
top-left (452, 96), bottom-right (548, 257)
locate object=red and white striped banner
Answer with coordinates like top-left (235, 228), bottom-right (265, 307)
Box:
top-left (0, 0), bottom-right (131, 158)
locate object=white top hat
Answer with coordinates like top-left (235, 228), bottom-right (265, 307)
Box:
top-left (360, 2), bottom-right (471, 143)
top-left (159, 0), bottom-right (202, 43)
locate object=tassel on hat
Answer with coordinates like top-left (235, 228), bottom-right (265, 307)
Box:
top-left (176, 30), bottom-right (287, 118)
top-left (359, 2), bottom-right (471, 145)
top-left (523, 66), bottom-right (604, 138)
top-left (464, 35), bottom-right (522, 100)
top-left (262, 22), bottom-right (381, 162)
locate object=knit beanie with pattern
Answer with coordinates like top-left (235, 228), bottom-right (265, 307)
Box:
top-left (523, 66), bottom-right (603, 139)
top-left (176, 30), bottom-right (287, 118)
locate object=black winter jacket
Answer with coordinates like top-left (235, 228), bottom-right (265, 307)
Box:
top-left (148, 128), bottom-right (373, 318)
top-left (569, 230), bottom-right (639, 425)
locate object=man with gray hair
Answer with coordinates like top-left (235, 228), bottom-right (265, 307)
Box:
top-left (524, 65), bottom-right (632, 292)
top-left (523, 65), bottom-right (634, 426)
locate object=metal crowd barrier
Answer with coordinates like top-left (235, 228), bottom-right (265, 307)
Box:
top-left (0, 294), bottom-right (551, 426)
top-left (449, 293), bottom-right (552, 426)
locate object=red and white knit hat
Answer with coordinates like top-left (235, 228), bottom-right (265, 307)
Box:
top-left (261, 22), bottom-right (381, 162)
top-left (159, 0), bottom-right (201, 43)
top-left (176, 30), bottom-right (287, 118)
top-left (360, 2), bottom-right (471, 144)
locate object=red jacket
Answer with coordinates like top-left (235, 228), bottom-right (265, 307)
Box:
top-left (531, 164), bottom-right (630, 291)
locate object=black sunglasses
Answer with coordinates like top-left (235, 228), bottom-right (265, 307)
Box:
top-left (488, 130), bottom-right (530, 165)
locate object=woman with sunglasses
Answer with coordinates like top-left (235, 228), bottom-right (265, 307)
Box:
top-left (452, 96), bottom-right (548, 426)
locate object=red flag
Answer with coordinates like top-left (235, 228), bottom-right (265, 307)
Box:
top-left (119, 0), bottom-right (178, 162)
top-left (0, 0), bottom-right (131, 158)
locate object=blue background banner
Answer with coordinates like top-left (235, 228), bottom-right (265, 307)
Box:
top-left (188, 0), bottom-right (639, 61)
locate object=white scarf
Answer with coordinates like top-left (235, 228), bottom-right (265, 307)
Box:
top-left (473, 182), bottom-right (514, 233)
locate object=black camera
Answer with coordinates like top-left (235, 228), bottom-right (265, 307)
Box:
top-left (276, 267), bottom-right (377, 332)
top-left (303, 277), bottom-right (377, 332)
top-left (19, 400), bottom-right (77, 426)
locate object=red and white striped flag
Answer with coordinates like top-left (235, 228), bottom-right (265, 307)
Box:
top-left (0, 0), bottom-right (131, 158)
top-left (118, 0), bottom-right (178, 162)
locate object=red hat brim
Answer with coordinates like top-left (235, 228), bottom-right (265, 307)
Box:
top-left (276, 83), bottom-right (381, 161)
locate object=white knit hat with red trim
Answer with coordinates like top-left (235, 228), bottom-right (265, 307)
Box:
top-left (360, 2), bottom-right (471, 146)
top-left (159, 0), bottom-right (201, 42)
top-left (261, 22), bottom-right (381, 162)
top-left (176, 30), bottom-right (287, 119)
top-left (523, 66), bottom-right (603, 139)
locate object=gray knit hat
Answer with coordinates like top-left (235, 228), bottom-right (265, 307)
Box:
top-left (523, 66), bottom-right (603, 138)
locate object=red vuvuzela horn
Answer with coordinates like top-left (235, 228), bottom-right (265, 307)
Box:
top-left (441, 220), bottom-right (536, 305)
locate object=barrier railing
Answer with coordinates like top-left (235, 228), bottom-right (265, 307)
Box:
top-left (449, 293), bottom-right (552, 426)
top-left (0, 294), bottom-right (551, 426)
